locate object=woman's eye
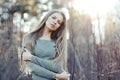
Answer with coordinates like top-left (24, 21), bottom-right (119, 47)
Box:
top-left (57, 21), bottom-right (61, 25)
top-left (52, 16), bottom-right (56, 19)
top-left (58, 22), bottom-right (61, 25)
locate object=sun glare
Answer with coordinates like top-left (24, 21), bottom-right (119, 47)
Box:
top-left (73, 0), bottom-right (118, 18)
top-left (72, 0), bottom-right (118, 44)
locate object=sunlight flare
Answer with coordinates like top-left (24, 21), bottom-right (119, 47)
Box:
top-left (73, 0), bottom-right (118, 17)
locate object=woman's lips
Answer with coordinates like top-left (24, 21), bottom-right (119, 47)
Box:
top-left (51, 24), bottom-right (55, 28)
top-left (51, 23), bottom-right (55, 26)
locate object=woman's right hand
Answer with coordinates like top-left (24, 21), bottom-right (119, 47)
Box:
top-left (22, 48), bottom-right (33, 61)
top-left (56, 71), bottom-right (70, 80)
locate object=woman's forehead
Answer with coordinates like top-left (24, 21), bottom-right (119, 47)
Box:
top-left (50, 13), bottom-right (63, 20)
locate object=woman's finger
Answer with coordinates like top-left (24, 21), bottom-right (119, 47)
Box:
top-left (24, 48), bottom-right (30, 53)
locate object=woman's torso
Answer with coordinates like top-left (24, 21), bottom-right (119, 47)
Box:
top-left (31, 39), bottom-right (57, 80)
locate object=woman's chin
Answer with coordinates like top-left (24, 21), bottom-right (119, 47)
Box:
top-left (48, 28), bottom-right (55, 32)
top-left (49, 27), bottom-right (56, 31)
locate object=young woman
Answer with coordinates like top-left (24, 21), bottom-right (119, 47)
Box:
top-left (20, 9), bottom-right (70, 80)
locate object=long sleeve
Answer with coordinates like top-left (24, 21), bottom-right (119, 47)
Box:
top-left (32, 74), bottom-right (52, 80)
top-left (31, 55), bottom-right (63, 73)
top-left (26, 61), bottom-right (56, 79)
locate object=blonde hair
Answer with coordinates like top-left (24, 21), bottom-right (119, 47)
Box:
top-left (21, 9), bottom-right (67, 70)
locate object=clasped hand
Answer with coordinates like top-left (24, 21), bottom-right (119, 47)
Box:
top-left (22, 48), bottom-right (32, 61)
top-left (56, 71), bottom-right (70, 80)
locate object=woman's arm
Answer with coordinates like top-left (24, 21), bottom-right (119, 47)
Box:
top-left (22, 48), bottom-right (63, 73)
top-left (26, 61), bottom-right (70, 80)
top-left (31, 55), bottom-right (63, 73)
top-left (22, 48), bottom-right (70, 79)
top-left (26, 61), bottom-right (56, 79)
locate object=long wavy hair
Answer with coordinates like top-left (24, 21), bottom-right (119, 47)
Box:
top-left (21, 9), bottom-right (67, 70)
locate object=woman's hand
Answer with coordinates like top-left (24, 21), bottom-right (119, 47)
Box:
top-left (22, 48), bottom-right (33, 61)
top-left (56, 71), bottom-right (70, 80)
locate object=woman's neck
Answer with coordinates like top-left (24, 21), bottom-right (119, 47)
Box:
top-left (40, 26), bottom-right (52, 40)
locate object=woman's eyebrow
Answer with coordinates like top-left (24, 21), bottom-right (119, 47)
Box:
top-left (52, 15), bottom-right (56, 18)
top-left (52, 15), bottom-right (62, 22)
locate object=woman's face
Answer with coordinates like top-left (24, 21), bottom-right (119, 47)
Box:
top-left (45, 12), bottom-right (63, 31)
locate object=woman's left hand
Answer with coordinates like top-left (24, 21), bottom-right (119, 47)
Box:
top-left (22, 48), bottom-right (33, 61)
top-left (55, 71), bottom-right (70, 80)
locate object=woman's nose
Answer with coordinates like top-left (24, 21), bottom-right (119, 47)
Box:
top-left (53, 22), bottom-right (56, 25)
top-left (53, 20), bottom-right (57, 25)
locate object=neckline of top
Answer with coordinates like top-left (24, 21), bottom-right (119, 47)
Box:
top-left (37, 38), bottom-right (55, 43)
